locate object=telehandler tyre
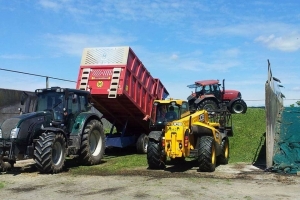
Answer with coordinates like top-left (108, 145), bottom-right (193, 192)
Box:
top-left (34, 132), bottom-right (66, 173)
top-left (218, 138), bottom-right (229, 164)
top-left (147, 139), bottom-right (165, 169)
top-left (79, 120), bottom-right (105, 165)
top-left (136, 133), bottom-right (149, 154)
top-left (198, 136), bottom-right (216, 172)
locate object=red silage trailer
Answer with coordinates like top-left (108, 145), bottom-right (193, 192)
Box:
top-left (76, 46), bottom-right (169, 153)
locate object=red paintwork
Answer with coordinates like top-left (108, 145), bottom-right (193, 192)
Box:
top-left (194, 79), bottom-right (241, 101)
top-left (223, 90), bottom-right (240, 100)
top-left (76, 47), bottom-right (169, 134)
top-left (195, 80), bottom-right (219, 86)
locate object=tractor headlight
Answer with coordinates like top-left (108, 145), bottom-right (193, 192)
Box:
top-left (0, 128), bottom-right (2, 138)
top-left (10, 128), bottom-right (20, 139)
top-left (172, 122), bottom-right (183, 126)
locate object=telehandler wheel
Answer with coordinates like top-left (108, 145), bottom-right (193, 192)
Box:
top-left (218, 138), bottom-right (229, 165)
top-left (198, 99), bottom-right (218, 111)
top-left (34, 132), bottom-right (66, 174)
top-left (198, 136), bottom-right (216, 172)
top-left (136, 133), bottom-right (149, 154)
top-left (147, 139), bottom-right (165, 169)
top-left (79, 120), bottom-right (105, 165)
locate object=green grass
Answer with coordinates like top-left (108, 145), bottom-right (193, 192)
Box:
top-left (70, 108), bottom-right (266, 175)
top-left (0, 182), bottom-right (5, 189)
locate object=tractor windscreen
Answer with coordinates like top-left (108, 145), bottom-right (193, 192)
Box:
top-left (187, 84), bottom-right (202, 93)
top-left (36, 91), bottom-right (64, 112)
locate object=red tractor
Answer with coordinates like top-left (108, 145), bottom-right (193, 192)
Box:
top-left (187, 79), bottom-right (247, 114)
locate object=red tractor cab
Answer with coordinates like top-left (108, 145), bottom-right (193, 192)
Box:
top-left (187, 79), bottom-right (247, 114)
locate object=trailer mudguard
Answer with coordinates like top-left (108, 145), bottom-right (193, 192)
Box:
top-left (148, 131), bottom-right (163, 142)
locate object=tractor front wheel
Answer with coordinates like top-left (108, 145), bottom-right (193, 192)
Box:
top-left (34, 132), bottom-right (66, 173)
top-left (198, 136), bottom-right (216, 172)
top-left (79, 120), bottom-right (105, 165)
top-left (230, 99), bottom-right (247, 114)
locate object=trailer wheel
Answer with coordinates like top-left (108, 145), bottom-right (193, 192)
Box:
top-left (230, 99), bottom-right (247, 114)
top-left (198, 99), bottom-right (218, 111)
top-left (79, 120), bottom-right (105, 165)
top-left (198, 136), bottom-right (216, 172)
top-left (136, 133), bottom-right (149, 154)
top-left (218, 138), bottom-right (229, 165)
top-left (34, 132), bottom-right (66, 173)
top-left (147, 139), bottom-right (165, 169)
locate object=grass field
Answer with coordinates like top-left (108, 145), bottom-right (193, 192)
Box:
top-left (69, 108), bottom-right (266, 175)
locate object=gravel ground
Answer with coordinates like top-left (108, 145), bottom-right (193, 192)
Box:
top-left (0, 160), bottom-right (300, 200)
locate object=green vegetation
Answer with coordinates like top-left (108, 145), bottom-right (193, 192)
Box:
top-left (0, 182), bottom-right (5, 189)
top-left (70, 108), bottom-right (266, 175)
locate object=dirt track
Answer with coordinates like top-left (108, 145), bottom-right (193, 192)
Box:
top-left (0, 160), bottom-right (300, 200)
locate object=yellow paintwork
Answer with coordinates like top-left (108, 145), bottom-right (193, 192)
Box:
top-left (164, 109), bottom-right (221, 159)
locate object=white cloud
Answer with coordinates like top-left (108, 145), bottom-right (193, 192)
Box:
top-left (0, 54), bottom-right (39, 59)
top-left (38, 0), bottom-right (62, 11)
top-left (255, 33), bottom-right (300, 52)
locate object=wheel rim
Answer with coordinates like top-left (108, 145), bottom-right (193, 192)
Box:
top-left (203, 104), bottom-right (216, 111)
top-left (211, 143), bottom-right (216, 165)
top-left (233, 104), bottom-right (243, 113)
top-left (90, 130), bottom-right (102, 156)
top-left (52, 141), bottom-right (63, 166)
top-left (144, 136), bottom-right (149, 152)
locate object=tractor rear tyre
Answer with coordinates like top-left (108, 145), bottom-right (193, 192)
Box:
top-left (198, 136), bottom-right (216, 172)
top-left (230, 99), bottom-right (247, 114)
top-left (79, 120), bottom-right (105, 165)
top-left (136, 133), bottom-right (149, 154)
top-left (34, 132), bottom-right (66, 173)
top-left (147, 139), bottom-right (165, 169)
top-left (198, 99), bottom-right (218, 111)
top-left (218, 138), bottom-right (229, 165)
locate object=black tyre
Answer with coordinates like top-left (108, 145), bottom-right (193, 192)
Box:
top-left (218, 138), bottom-right (229, 165)
top-left (136, 133), bottom-right (149, 154)
top-left (230, 99), bottom-right (247, 114)
top-left (198, 136), bottom-right (216, 172)
top-left (34, 132), bottom-right (66, 173)
top-left (198, 99), bottom-right (218, 111)
top-left (147, 139), bottom-right (165, 169)
top-left (79, 120), bottom-right (105, 165)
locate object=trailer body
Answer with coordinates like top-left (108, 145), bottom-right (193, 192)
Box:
top-left (76, 46), bottom-right (169, 150)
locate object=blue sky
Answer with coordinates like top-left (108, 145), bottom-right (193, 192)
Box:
top-left (0, 0), bottom-right (300, 107)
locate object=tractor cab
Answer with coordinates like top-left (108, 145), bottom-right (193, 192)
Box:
top-left (35, 87), bottom-right (91, 130)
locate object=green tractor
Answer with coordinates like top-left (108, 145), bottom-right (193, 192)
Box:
top-left (0, 87), bottom-right (105, 173)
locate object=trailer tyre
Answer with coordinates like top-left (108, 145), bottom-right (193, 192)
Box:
top-left (147, 139), bottom-right (165, 169)
top-left (79, 120), bottom-right (105, 165)
top-left (218, 138), bottom-right (229, 165)
top-left (198, 99), bottom-right (218, 111)
top-left (230, 99), bottom-right (247, 114)
top-left (198, 136), bottom-right (216, 172)
top-left (136, 133), bottom-right (149, 154)
top-left (34, 132), bottom-right (66, 173)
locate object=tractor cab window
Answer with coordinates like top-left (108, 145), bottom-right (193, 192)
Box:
top-left (36, 92), bottom-right (63, 112)
top-left (204, 85), bottom-right (211, 94)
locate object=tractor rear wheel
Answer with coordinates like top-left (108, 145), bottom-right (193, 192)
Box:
top-left (136, 133), bottom-right (149, 154)
top-left (147, 139), bottom-right (165, 169)
top-left (218, 138), bottom-right (229, 165)
top-left (34, 132), bottom-right (66, 173)
top-left (230, 99), bottom-right (247, 114)
top-left (198, 99), bottom-right (218, 111)
top-left (79, 120), bottom-right (105, 165)
top-left (198, 136), bottom-right (216, 172)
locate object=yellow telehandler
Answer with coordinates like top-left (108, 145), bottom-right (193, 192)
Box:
top-left (147, 99), bottom-right (232, 172)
